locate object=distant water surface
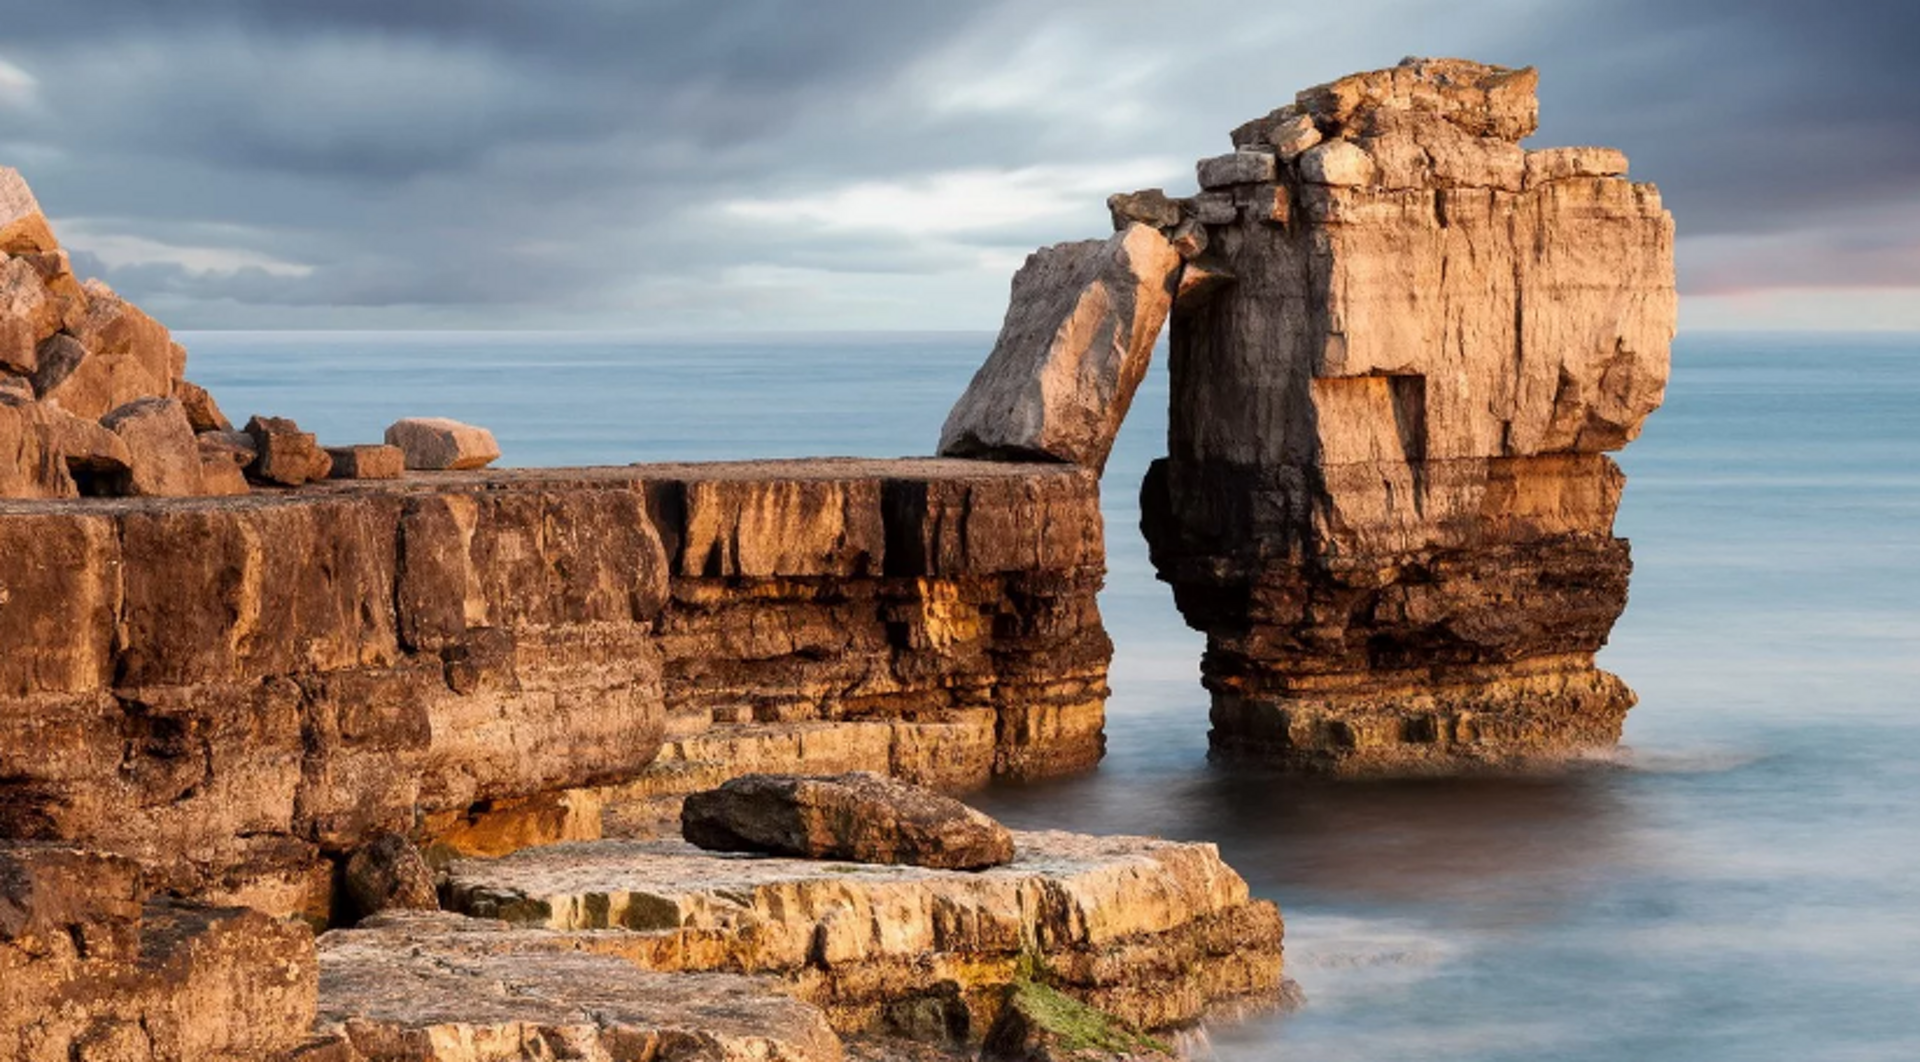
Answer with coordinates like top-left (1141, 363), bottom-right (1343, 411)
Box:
top-left (187, 329), bottom-right (1920, 1061)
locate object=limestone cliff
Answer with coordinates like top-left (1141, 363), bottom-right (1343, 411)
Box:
top-left (0, 461), bottom-right (1109, 921)
top-left (1138, 58), bottom-right (1675, 771)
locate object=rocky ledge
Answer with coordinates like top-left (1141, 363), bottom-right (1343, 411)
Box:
top-left (311, 829), bottom-right (1282, 1058)
top-left (0, 459), bottom-right (1109, 923)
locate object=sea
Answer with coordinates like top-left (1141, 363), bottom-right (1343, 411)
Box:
top-left (186, 329), bottom-right (1920, 1061)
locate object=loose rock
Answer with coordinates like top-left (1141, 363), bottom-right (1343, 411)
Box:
top-left (342, 833), bottom-right (439, 917)
top-left (173, 378), bottom-right (232, 432)
top-left (681, 771), bottom-right (1015, 870)
top-left (384, 416), bottom-right (501, 471)
top-left (245, 414), bottom-right (332, 485)
top-left (325, 443), bottom-right (404, 480)
top-left (1196, 151), bottom-right (1277, 189)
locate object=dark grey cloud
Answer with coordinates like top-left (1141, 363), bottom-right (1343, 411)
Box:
top-left (0, 1), bottom-right (1913, 329)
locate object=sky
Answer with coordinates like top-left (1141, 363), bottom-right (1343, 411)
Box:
top-left (0, 0), bottom-right (1913, 332)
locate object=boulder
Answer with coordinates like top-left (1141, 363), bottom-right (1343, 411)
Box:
top-left (0, 397), bottom-right (131, 498)
top-left (0, 258), bottom-right (62, 375)
top-left (938, 224), bottom-right (1180, 470)
top-left (101, 396), bottom-right (206, 496)
top-left (173, 378), bottom-right (232, 432)
top-left (325, 443), bottom-right (404, 480)
top-left (680, 772), bottom-right (1015, 870)
top-left (384, 417), bottom-right (500, 471)
top-left (0, 167), bottom-right (58, 255)
top-left (342, 833), bottom-right (439, 918)
top-left (54, 282), bottom-right (177, 420)
top-left (245, 415), bottom-right (332, 486)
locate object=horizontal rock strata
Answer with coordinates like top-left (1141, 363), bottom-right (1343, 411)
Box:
top-left (0, 459), bottom-right (1109, 920)
top-left (437, 830), bottom-right (1284, 1041)
top-left (1139, 57), bottom-right (1676, 772)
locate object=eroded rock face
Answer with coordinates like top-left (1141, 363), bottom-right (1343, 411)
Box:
top-left (938, 224), bottom-right (1180, 471)
top-left (441, 830), bottom-right (1284, 1040)
top-left (681, 773), bottom-right (1015, 871)
top-left (0, 842), bottom-right (316, 1062)
top-left (1139, 57), bottom-right (1675, 772)
top-left (0, 460), bottom-right (1110, 918)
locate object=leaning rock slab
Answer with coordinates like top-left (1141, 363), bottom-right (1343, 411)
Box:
top-left (342, 832), bottom-right (438, 918)
top-left (681, 772), bottom-right (1015, 870)
top-left (386, 417), bottom-right (501, 470)
top-left (939, 224), bottom-right (1179, 471)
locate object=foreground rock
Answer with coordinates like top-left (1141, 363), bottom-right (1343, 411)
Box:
top-left (0, 842), bottom-right (315, 1061)
top-left (443, 830), bottom-right (1284, 1039)
top-left (939, 224), bottom-right (1180, 471)
top-left (314, 912), bottom-right (843, 1062)
top-left (1138, 57), bottom-right (1675, 772)
top-left (682, 772), bottom-right (1015, 871)
top-left (386, 416), bottom-right (501, 470)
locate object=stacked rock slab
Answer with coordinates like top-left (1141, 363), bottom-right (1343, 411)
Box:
top-left (1138, 58), bottom-right (1676, 771)
top-left (0, 459), bottom-right (1109, 921)
top-left (437, 831), bottom-right (1284, 1042)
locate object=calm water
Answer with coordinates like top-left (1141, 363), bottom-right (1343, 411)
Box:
top-left (188, 330), bottom-right (1920, 1061)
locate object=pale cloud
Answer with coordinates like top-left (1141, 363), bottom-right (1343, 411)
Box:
top-left (0, 58), bottom-right (37, 112)
top-left (57, 219), bottom-right (313, 277)
top-left (723, 159), bottom-right (1185, 238)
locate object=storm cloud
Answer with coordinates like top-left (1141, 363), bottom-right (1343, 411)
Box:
top-left (0, 0), bottom-right (1912, 329)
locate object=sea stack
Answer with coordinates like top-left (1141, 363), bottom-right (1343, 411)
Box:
top-left (1139, 58), bottom-right (1676, 771)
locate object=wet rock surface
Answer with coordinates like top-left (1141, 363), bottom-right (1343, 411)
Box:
top-left (681, 772), bottom-right (1016, 870)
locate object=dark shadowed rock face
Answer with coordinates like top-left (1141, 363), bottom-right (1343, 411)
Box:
top-left (683, 772), bottom-right (1016, 870)
top-left (343, 833), bottom-right (439, 918)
